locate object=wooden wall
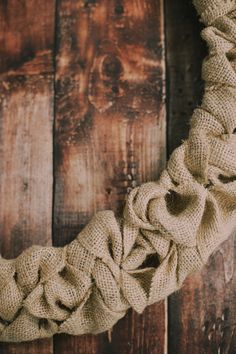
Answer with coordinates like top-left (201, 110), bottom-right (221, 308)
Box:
top-left (0, 0), bottom-right (235, 353)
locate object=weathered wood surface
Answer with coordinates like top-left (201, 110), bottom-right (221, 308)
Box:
top-left (165, 1), bottom-right (236, 353)
top-left (0, 0), bottom-right (235, 353)
top-left (0, 1), bottom-right (55, 353)
top-left (165, 0), bottom-right (206, 155)
top-left (53, 0), bottom-right (166, 353)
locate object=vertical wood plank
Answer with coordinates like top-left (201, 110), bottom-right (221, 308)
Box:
top-left (110, 302), bottom-right (167, 354)
top-left (165, 0), bottom-right (236, 353)
top-left (0, 1), bottom-right (55, 353)
top-left (53, 0), bottom-right (166, 353)
top-left (168, 238), bottom-right (236, 353)
top-left (165, 0), bottom-right (206, 155)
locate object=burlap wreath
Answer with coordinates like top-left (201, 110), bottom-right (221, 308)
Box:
top-left (0, 0), bottom-right (236, 343)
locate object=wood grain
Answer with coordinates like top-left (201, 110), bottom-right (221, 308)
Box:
top-left (0, 1), bottom-right (55, 353)
top-left (110, 301), bottom-right (167, 354)
top-left (165, 0), bottom-right (206, 155)
top-left (168, 237), bottom-right (236, 354)
top-left (165, 1), bottom-right (236, 353)
top-left (53, 0), bottom-right (166, 353)
top-left (1, 0), bottom-right (233, 353)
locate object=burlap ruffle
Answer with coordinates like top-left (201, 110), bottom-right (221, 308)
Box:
top-left (0, 0), bottom-right (236, 342)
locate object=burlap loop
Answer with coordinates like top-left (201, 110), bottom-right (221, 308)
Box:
top-left (0, 0), bottom-right (236, 342)
top-left (193, 0), bottom-right (236, 25)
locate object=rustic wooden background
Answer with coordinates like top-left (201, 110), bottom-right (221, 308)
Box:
top-left (0, 0), bottom-right (235, 353)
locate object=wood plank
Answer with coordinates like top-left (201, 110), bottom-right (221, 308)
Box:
top-left (168, 237), bottom-right (236, 353)
top-left (110, 301), bottom-right (167, 354)
top-left (165, 0), bottom-right (206, 155)
top-left (0, 1), bottom-right (55, 353)
top-left (165, 1), bottom-right (236, 353)
top-left (53, 0), bottom-right (166, 353)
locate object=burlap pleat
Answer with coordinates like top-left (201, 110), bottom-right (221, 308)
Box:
top-left (0, 0), bottom-right (236, 342)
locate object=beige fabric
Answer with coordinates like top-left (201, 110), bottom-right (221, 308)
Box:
top-left (1, 0), bottom-right (236, 342)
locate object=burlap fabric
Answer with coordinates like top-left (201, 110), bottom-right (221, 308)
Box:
top-left (0, 0), bottom-right (236, 343)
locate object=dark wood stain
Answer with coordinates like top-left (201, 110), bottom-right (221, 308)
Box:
top-left (0, 1), bottom-right (55, 353)
top-left (165, 0), bottom-right (206, 155)
top-left (53, 0), bottom-right (166, 353)
top-left (0, 1), bottom-right (55, 75)
top-left (0, 0), bottom-right (235, 353)
top-left (165, 1), bottom-right (236, 353)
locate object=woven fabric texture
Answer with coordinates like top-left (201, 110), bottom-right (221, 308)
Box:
top-left (0, 0), bottom-right (236, 342)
